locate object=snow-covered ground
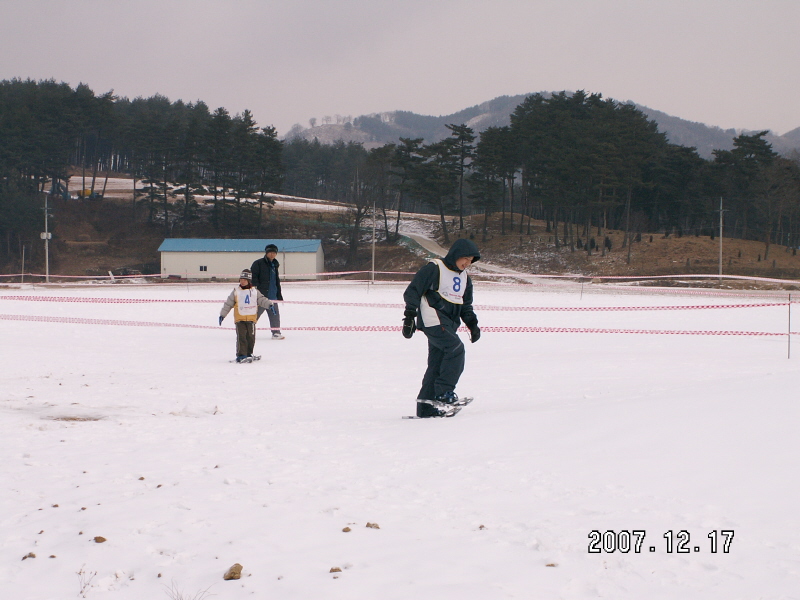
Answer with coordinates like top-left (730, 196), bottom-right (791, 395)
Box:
top-left (2, 281), bottom-right (799, 599)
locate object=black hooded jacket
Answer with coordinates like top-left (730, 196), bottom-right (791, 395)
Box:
top-left (250, 256), bottom-right (283, 301)
top-left (403, 238), bottom-right (480, 329)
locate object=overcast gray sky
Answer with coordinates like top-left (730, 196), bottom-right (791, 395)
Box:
top-left (1, 0), bottom-right (798, 136)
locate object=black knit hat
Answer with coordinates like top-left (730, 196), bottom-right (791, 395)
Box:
top-left (265, 243), bottom-right (278, 253)
top-left (239, 269), bottom-right (252, 280)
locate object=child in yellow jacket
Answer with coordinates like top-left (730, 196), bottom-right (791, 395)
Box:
top-left (219, 269), bottom-right (274, 363)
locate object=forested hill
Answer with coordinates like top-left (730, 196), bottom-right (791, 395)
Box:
top-left (288, 93), bottom-right (800, 159)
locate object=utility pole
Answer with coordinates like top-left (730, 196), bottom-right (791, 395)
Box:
top-left (716, 196), bottom-right (727, 282)
top-left (42, 192), bottom-right (52, 283)
top-left (371, 197), bottom-right (376, 284)
top-left (625, 186), bottom-right (632, 265)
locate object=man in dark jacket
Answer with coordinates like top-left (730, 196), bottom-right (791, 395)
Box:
top-left (251, 243), bottom-right (285, 340)
top-left (402, 238), bottom-right (481, 417)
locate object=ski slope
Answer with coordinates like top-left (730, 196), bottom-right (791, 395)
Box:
top-left (1, 281), bottom-right (799, 599)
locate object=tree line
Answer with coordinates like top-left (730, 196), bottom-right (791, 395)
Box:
top-left (0, 78), bottom-right (282, 265)
top-left (285, 91), bottom-right (800, 261)
top-left (3, 79), bottom-right (800, 269)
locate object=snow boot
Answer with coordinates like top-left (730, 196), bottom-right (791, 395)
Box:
top-left (416, 400), bottom-right (455, 418)
top-left (435, 391), bottom-right (460, 405)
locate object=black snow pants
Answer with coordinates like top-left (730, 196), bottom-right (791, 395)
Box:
top-left (417, 322), bottom-right (465, 401)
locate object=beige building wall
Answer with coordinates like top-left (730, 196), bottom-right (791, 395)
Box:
top-left (161, 249), bottom-right (324, 279)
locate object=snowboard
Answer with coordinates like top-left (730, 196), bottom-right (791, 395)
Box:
top-left (402, 396), bottom-right (474, 419)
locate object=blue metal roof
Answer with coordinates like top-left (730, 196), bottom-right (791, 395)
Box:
top-left (158, 239), bottom-right (322, 253)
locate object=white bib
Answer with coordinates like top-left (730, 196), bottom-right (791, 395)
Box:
top-left (237, 288), bottom-right (258, 316)
top-left (432, 259), bottom-right (465, 305)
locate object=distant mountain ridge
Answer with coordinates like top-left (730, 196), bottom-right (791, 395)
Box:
top-left (287, 93), bottom-right (800, 160)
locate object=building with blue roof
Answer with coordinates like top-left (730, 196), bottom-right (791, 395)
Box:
top-left (158, 239), bottom-right (324, 279)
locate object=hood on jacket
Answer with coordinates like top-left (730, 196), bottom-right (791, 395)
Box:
top-left (444, 238), bottom-right (481, 270)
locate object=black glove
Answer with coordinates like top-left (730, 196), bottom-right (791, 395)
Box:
top-left (219, 315), bottom-right (224, 326)
top-left (402, 309), bottom-right (417, 339)
top-left (467, 323), bottom-right (480, 343)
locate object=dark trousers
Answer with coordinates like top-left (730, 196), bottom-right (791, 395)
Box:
top-left (235, 321), bottom-right (256, 356)
top-left (257, 303), bottom-right (281, 335)
top-left (417, 324), bottom-right (465, 400)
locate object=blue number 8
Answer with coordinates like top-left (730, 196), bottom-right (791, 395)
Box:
top-left (453, 277), bottom-right (461, 292)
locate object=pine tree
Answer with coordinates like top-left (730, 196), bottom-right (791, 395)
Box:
top-left (444, 124), bottom-right (475, 230)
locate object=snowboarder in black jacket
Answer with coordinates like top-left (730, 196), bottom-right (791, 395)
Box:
top-left (251, 243), bottom-right (285, 340)
top-left (402, 238), bottom-right (481, 417)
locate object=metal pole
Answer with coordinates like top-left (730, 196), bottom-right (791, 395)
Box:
top-left (718, 196), bottom-right (723, 279)
top-left (371, 198), bottom-right (376, 284)
top-left (21, 245), bottom-right (25, 284)
top-left (625, 187), bottom-right (632, 265)
top-left (44, 193), bottom-right (50, 283)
